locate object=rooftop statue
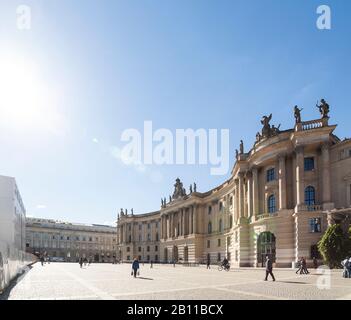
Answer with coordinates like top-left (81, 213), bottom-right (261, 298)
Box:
top-left (256, 132), bottom-right (261, 142)
top-left (261, 113), bottom-right (273, 137)
top-left (189, 184), bottom-right (193, 193)
top-left (316, 99), bottom-right (330, 119)
top-left (294, 105), bottom-right (303, 123)
top-left (239, 140), bottom-right (244, 154)
top-left (172, 178), bottom-right (186, 199)
top-left (193, 182), bottom-right (197, 192)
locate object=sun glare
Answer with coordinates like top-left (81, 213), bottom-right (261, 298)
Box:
top-left (0, 55), bottom-right (63, 134)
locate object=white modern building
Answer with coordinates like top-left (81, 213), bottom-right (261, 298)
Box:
top-left (0, 175), bottom-right (34, 293)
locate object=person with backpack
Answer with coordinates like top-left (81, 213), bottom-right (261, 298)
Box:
top-left (131, 257), bottom-right (140, 278)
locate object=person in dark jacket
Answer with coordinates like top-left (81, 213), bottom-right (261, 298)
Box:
top-left (264, 256), bottom-right (275, 281)
top-left (79, 257), bottom-right (83, 268)
top-left (132, 258), bottom-right (140, 278)
top-left (301, 257), bottom-right (309, 274)
top-left (206, 256), bottom-right (211, 269)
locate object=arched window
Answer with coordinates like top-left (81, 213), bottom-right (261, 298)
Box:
top-left (268, 195), bottom-right (276, 214)
top-left (219, 219), bottom-right (223, 232)
top-left (305, 186), bottom-right (316, 206)
top-left (208, 222), bottom-right (212, 234)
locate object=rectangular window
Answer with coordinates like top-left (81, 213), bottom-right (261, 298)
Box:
top-left (207, 240), bottom-right (210, 248)
top-left (218, 239), bottom-right (221, 247)
top-left (138, 247), bottom-right (141, 252)
top-left (266, 168), bottom-right (275, 182)
top-left (304, 157), bottom-right (315, 171)
top-left (148, 223), bottom-right (150, 229)
top-left (155, 245), bottom-right (158, 251)
top-left (139, 224), bottom-right (142, 230)
top-left (127, 247), bottom-right (130, 252)
top-left (309, 218), bottom-right (322, 233)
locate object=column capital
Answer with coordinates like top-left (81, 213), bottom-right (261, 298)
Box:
top-left (278, 153), bottom-right (287, 162)
top-left (295, 145), bottom-right (304, 154)
top-left (245, 170), bottom-right (253, 179)
top-left (321, 141), bottom-right (330, 151)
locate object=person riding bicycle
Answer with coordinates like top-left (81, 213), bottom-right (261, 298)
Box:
top-left (221, 257), bottom-right (230, 269)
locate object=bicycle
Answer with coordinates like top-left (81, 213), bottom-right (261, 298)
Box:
top-left (218, 263), bottom-right (230, 271)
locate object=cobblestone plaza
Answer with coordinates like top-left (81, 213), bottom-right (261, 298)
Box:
top-left (1, 262), bottom-right (350, 300)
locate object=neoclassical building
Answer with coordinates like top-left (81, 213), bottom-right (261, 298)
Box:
top-left (26, 218), bottom-right (117, 262)
top-left (116, 101), bottom-right (351, 267)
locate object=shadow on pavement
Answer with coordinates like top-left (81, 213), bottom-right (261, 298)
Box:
top-left (0, 265), bottom-right (33, 300)
top-left (277, 281), bottom-right (308, 284)
top-left (137, 277), bottom-right (154, 280)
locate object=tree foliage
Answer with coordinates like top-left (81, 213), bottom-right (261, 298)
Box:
top-left (318, 224), bottom-right (351, 268)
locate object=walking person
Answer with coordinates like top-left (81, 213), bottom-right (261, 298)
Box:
top-left (206, 255), bottom-right (211, 269)
top-left (295, 257), bottom-right (302, 274)
top-left (264, 255), bottom-right (275, 281)
top-left (301, 257), bottom-right (309, 274)
top-left (341, 257), bottom-right (350, 278)
top-left (150, 260), bottom-right (153, 269)
top-left (40, 254), bottom-right (45, 266)
top-left (131, 257), bottom-right (140, 278)
top-left (79, 257), bottom-right (83, 268)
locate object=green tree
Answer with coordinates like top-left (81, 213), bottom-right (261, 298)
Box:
top-left (318, 224), bottom-right (351, 268)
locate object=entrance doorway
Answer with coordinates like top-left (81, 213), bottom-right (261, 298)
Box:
top-left (257, 232), bottom-right (276, 267)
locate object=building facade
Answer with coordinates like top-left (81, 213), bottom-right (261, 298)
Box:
top-left (26, 218), bottom-right (117, 262)
top-left (0, 175), bottom-right (34, 293)
top-left (116, 102), bottom-right (351, 267)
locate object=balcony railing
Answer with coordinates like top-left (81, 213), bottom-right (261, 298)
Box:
top-left (298, 204), bottom-right (323, 212)
top-left (295, 118), bottom-right (328, 132)
top-left (256, 212), bottom-right (278, 220)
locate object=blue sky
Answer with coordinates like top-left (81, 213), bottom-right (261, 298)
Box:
top-left (0, 0), bottom-right (350, 225)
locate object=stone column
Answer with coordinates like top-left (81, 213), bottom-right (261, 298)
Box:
top-left (234, 179), bottom-right (239, 222)
top-left (124, 224), bottom-right (127, 243)
top-left (246, 171), bottom-right (252, 218)
top-left (170, 213), bottom-right (173, 238)
top-left (278, 155), bottom-right (287, 210)
top-left (160, 216), bottom-right (163, 239)
top-left (182, 209), bottom-right (185, 236)
top-left (321, 143), bottom-right (331, 204)
top-left (252, 167), bottom-right (259, 216)
top-left (192, 205), bottom-right (197, 234)
top-left (189, 209), bottom-right (193, 234)
top-left (295, 146), bottom-right (304, 208)
top-left (238, 173), bottom-right (245, 218)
